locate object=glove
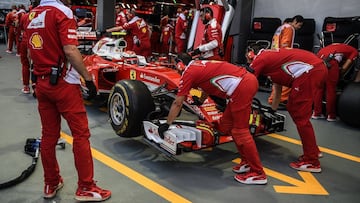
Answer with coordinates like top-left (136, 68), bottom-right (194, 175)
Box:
top-left (158, 123), bottom-right (169, 139)
top-left (85, 80), bottom-right (97, 100)
top-left (191, 95), bottom-right (203, 106)
top-left (191, 48), bottom-right (201, 56)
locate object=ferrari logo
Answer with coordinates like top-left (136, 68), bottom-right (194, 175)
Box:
top-left (29, 12), bottom-right (36, 20)
top-left (130, 70), bottom-right (136, 80)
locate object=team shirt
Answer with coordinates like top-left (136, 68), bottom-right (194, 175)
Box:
top-left (198, 18), bottom-right (223, 59)
top-left (175, 13), bottom-right (188, 40)
top-left (26, 0), bottom-right (80, 83)
top-left (161, 23), bottom-right (174, 45)
top-left (115, 11), bottom-right (127, 27)
top-left (122, 16), bottom-right (151, 56)
top-left (317, 43), bottom-right (358, 63)
top-left (5, 9), bottom-right (18, 27)
top-left (177, 60), bottom-right (248, 98)
top-left (250, 48), bottom-right (324, 87)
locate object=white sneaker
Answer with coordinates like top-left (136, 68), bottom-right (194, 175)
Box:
top-left (232, 162), bottom-right (250, 173)
top-left (327, 116), bottom-right (337, 122)
top-left (234, 172), bottom-right (268, 185)
top-left (311, 114), bottom-right (325, 119)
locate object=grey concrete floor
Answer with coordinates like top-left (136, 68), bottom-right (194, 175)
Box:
top-left (0, 44), bottom-right (359, 203)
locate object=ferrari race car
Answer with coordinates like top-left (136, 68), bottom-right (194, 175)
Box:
top-left (81, 37), bottom-right (286, 156)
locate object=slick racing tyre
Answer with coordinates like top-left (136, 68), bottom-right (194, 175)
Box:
top-left (337, 82), bottom-right (360, 128)
top-left (108, 80), bottom-right (155, 137)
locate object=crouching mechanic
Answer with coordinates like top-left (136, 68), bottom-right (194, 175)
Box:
top-left (247, 47), bottom-right (327, 172)
top-left (158, 53), bottom-right (267, 185)
top-left (191, 7), bottom-right (223, 60)
top-left (313, 43), bottom-right (358, 121)
top-left (26, 0), bottom-right (111, 201)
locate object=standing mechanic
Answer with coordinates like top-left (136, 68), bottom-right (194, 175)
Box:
top-left (159, 15), bottom-right (174, 55)
top-left (247, 47), bottom-right (327, 172)
top-left (158, 53), bottom-right (267, 185)
top-left (25, 0), bottom-right (111, 201)
top-left (107, 9), bottom-right (151, 57)
top-left (18, 8), bottom-right (31, 94)
top-left (268, 15), bottom-right (304, 105)
top-left (15, 5), bottom-right (27, 56)
top-left (174, 8), bottom-right (188, 53)
top-left (106, 4), bottom-right (133, 51)
top-left (5, 5), bottom-right (18, 54)
top-left (313, 43), bottom-right (358, 121)
top-left (191, 7), bottom-right (223, 60)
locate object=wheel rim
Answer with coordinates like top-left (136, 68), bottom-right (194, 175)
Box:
top-left (110, 92), bottom-right (126, 126)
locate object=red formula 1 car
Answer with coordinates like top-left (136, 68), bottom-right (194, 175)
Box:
top-left (81, 37), bottom-right (286, 156)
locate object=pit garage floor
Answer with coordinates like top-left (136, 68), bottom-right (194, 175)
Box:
top-left (0, 44), bottom-right (359, 203)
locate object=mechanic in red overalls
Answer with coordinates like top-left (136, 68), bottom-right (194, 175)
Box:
top-left (175, 8), bottom-right (188, 53)
top-left (25, 0), bottom-right (111, 201)
top-left (108, 9), bottom-right (151, 57)
top-left (191, 7), bottom-right (223, 60)
top-left (15, 5), bottom-right (26, 56)
top-left (18, 10), bottom-right (31, 94)
top-left (160, 15), bottom-right (174, 55)
top-left (5, 5), bottom-right (18, 54)
top-left (313, 43), bottom-right (358, 121)
top-left (247, 47), bottom-right (327, 173)
top-left (158, 53), bottom-right (267, 185)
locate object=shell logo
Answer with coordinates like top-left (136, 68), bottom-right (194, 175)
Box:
top-left (30, 33), bottom-right (43, 49)
top-left (141, 27), bottom-right (147, 33)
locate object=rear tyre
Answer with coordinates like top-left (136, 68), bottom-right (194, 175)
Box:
top-left (108, 80), bottom-right (155, 137)
top-left (337, 82), bottom-right (360, 128)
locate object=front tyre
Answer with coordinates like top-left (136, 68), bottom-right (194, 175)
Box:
top-left (108, 80), bottom-right (155, 137)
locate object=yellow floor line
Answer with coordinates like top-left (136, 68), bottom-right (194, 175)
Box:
top-left (60, 132), bottom-right (191, 203)
top-left (267, 133), bottom-right (360, 163)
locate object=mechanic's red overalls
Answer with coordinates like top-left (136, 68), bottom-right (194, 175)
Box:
top-left (122, 16), bottom-right (151, 57)
top-left (175, 13), bottom-right (188, 53)
top-left (314, 44), bottom-right (358, 119)
top-left (5, 10), bottom-right (18, 52)
top-left (178, 61), bottom-right (265, 174)
top-left (160, 23), bottom-right (174, 54)
top-left (15, 10), bottom-right (26, 55)
top-left (251, 48), bottom-right (328, 165)
top-left (26, 4), bottom-right (95, 187)
top-left (197, 18), bottom-right (223, 60)
top-left (18, 13), bottom-right (30, 87)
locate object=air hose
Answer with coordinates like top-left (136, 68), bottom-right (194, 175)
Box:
top-left (0, 138), bottom-right (65, 189)
top-left (0, 138), bottom-right (40, 189)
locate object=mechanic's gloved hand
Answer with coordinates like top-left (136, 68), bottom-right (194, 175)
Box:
top-left (191, 95), bottom-right (203, 106)
top-left (85, 80), bottom-right (97, 100)
top-left (158, 123), bottom-right (170, 139)
top-left (191, 48), bottom-right (201, 56)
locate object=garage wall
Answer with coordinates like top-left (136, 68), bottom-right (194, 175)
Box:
top-left (253, 0), bottom-right (360, 44)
